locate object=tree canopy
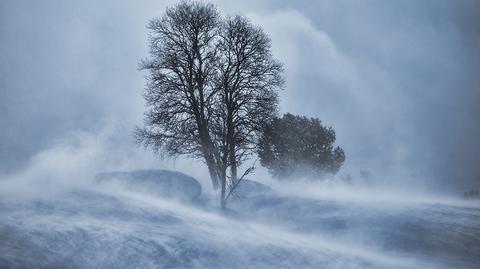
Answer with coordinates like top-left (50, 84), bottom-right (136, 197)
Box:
top-left (258, 113), bottom-right (345, 180)
top-left (136, 1), bottom-right (283, 208)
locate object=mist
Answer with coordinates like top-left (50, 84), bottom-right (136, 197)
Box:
top-left (1, 0), bottom-right (480, 191)
top-left (1, 132), bottom-right (479, 268)
top-left (1, 1), bottom-right (480, 268)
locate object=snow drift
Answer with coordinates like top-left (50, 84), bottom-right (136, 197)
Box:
top-left (0, 169), bottom-right (479, 269)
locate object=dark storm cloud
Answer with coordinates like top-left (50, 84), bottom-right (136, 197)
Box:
top-left (1, 0), bottom-right (478, 191)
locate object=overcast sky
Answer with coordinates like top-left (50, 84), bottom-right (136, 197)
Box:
top-left (1, 0), bottom-right (479, 192)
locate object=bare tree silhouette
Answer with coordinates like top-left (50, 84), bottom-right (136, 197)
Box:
top-left (136, 2), bottom-right (283, 208)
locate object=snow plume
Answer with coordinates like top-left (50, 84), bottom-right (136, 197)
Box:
top-left (0, 129), bottom-right (478, 268)
top-left (0, 124), bottom-right (209, 200)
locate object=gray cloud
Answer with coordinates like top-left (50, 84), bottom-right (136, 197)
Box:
top-left (1, 0), bottom-right (479, 192)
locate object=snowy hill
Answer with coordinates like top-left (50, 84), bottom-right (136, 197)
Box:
top-left (0, 170), bottom-right (479, 269)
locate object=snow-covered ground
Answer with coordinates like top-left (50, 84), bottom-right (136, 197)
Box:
top-left (1, 170), bottom-right (479, 269)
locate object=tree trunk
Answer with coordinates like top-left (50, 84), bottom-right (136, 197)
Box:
top-left (198, 120), bottom-right (220, 190)
top-left (220, 173), bottom-right (226, 209)
top-left (205, 154), bottom-right (220, 189)
top-left (229, 143), bottom-right (237, 183)
top-left (226, 106), bottom-right (237, 185)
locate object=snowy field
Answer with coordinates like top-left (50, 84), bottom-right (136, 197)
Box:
top-left (1, 170), bottom-right (479, 269)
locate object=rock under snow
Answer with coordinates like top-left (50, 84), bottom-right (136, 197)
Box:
top-left (95, 169), bottom-right (202, 202)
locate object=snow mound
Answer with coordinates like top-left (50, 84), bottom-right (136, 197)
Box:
top-left (95, 169), bottom-right (202, 202)
top-left (231, 179), bottom-right (274, 198)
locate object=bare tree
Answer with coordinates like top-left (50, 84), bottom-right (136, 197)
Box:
top-left (137, 2), bottom-right (284, 209)
top-left (136, 2), bottom-right (222, 189)
top-left (215, 15), bottom-right (284, 208)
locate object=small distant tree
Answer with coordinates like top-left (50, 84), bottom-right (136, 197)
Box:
top-left (258, 113), bottom-right (345, 180)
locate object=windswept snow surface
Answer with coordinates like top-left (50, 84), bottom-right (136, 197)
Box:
top-left (0, 173), bottom-right (479, 269)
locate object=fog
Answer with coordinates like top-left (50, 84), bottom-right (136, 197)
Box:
top-left (1, 1), bottom-right (480, 268)
top-left (0, 123), bottom-right (479, 268)
top-left (1, 0), bottom-right (480, 191)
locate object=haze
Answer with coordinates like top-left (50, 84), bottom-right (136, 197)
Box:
top-left (1, 1), bottom-right (479, 193)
